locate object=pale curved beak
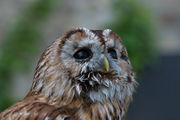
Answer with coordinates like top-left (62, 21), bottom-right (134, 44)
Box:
top-left (104, 56), bottom-right (110, 72)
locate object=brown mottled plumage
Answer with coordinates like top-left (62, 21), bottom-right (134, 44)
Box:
top-left (0, 28), bottom-right (137, 120)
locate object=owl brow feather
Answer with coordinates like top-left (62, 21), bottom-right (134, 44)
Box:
top-left (91, 30), bottom-right (106, 48)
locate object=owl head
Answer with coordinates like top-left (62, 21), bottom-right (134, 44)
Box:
top-left (31, 27), bottom-right (136, 103)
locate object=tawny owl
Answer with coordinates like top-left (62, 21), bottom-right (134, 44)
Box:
top-left (0, 27), bottom-right (136, 120)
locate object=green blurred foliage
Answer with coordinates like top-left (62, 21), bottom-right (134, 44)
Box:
top-left (109, 0), bottom-right (156, 73)
top-left (0, 0), bottom-right (58, 112)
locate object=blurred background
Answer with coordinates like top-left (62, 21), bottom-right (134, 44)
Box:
top-left (0, 0), bottom-right (179, 119)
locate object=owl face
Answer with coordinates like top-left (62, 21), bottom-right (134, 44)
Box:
top-left (32, 28), bottom-right (135, 103)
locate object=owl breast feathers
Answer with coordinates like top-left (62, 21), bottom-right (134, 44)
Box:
top-left (0, 27), bottom-right (136, 120)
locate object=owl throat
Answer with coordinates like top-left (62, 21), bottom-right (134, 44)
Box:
top-left (73, 71), bottom-right (111, 93)
top-left (71, 70), bottom-right (134, 103)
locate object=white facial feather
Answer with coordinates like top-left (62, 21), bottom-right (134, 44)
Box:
top-left (78, 27), bottom-right (97, 39)
top-left (103, 29), bottom-right (112, 38)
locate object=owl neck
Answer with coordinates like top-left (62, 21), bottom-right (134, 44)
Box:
top-left (76, 100), bottom-right (127, 120)
top-left (26, 90), bottom-right (128, 120)
top-left (31, 74), bottom-right (133, 119)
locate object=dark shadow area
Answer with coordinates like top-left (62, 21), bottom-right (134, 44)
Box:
top-left (127, 55), bottom-right (180, 120)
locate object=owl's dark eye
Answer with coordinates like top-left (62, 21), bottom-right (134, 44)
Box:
top-left (73, 48), bottom-right (92, 60)
top-left (121, 53), bottom-right (128, 61)
top-left (108, 48), bottom-right (117, 59)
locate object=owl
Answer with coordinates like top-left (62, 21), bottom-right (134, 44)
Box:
top-left (0, 27), bottom-right (136, 120)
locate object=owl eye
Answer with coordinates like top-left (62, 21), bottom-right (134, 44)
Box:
top-left (73, 48), bottom-right (92, 60)
top-left (108, 48), bottom-right (117, 59)
top-left (121, 53), bottom-right (128, 61)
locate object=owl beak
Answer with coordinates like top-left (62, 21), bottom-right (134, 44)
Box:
top-left (104, 56), bottom-right (110, 72)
